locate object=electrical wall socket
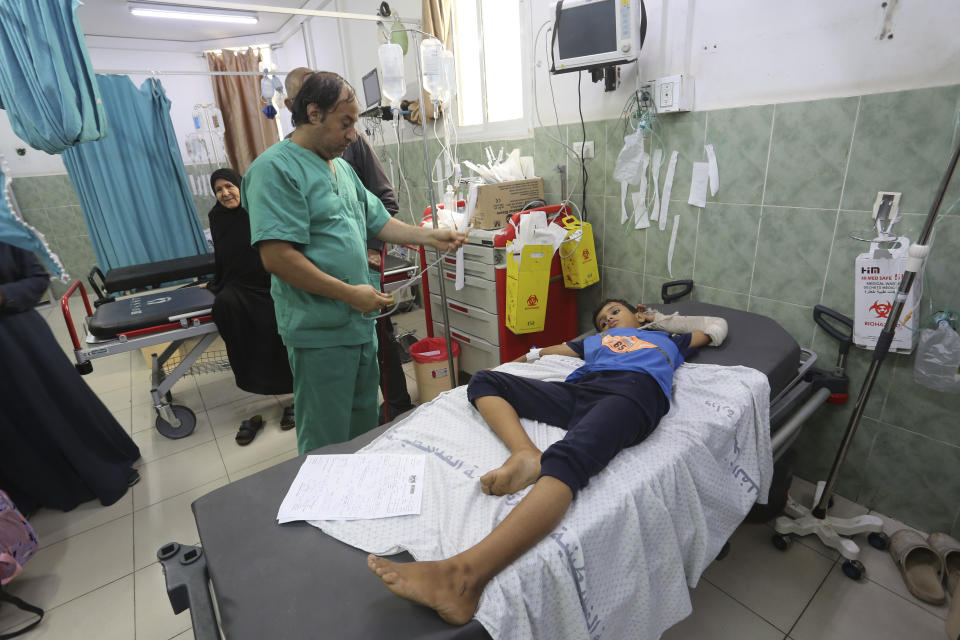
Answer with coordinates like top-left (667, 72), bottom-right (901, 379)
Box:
top-left (651, 74), bottom-right (694, 113)
top-left (572, 141), bottom-right (594, 159)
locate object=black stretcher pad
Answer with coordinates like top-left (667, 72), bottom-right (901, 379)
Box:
top-left (102, 253), bottom-right (215, 293)
top-left (191, 303), bottom-right (801, 640)
top-left (87, 287), bottom-right (215, 339)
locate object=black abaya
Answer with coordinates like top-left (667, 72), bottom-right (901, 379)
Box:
top-left (0, 243), bottom-right (140, 513)
top-left (208, 202), bottom-right (293, 395)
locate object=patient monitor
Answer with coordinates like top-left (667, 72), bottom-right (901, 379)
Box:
top-left (550, 0), bottom-right (647, 74)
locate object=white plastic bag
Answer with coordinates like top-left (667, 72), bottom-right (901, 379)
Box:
top-left (913, 322), bottom-right (960, 392)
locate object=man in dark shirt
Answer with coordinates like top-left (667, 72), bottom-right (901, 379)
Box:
top-left (284, 68), bottom-right (414, 422)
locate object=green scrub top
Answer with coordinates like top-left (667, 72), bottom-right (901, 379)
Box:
top-left (243, 139), bottom-right (391, 349)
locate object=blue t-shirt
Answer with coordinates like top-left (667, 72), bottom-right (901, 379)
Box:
top-left (566, 329), bottom-right (697, 403)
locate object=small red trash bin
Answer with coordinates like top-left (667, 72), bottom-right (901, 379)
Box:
top-left (409, 337), bottom-right (460, 404)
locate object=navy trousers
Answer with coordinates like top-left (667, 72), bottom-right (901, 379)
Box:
top-left (467, 369), bottom-right (668, 495)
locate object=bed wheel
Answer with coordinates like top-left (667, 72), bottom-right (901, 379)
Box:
top-left (76, 361), bottom-right (93, 375)
top-left (771, 533), bottom-right (792, 551)
top-left (156, 405), bottom-right (197, 440)
top-left (867, 531), bottom-right (889, 550)
top-left (842, 559), bottom-right (865, 581)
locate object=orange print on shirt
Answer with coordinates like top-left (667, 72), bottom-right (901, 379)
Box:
top-left (600, 334), bottom-right (658, 354)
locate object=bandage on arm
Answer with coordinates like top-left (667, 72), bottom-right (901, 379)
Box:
top-left (645, 312), bottom-right (729, 347)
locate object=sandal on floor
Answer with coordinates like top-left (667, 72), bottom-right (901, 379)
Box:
top-left (929, 532), bottom-right (960, 595)
top-left (889, 529), bottom-right (946, 605)
top-left (280, 405), bottom-right (295, 431)
top-left (235, 415), bottom-right (265, 446)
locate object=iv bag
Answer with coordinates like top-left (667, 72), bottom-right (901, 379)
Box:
top-left (378, 43), bottom-right (405, 108)
top-left (914, 322), bottom-right (960, 393)
top-left (421, 37), bottom-right (445, 100)
top-left (613, 130), bottom-right (646, 184)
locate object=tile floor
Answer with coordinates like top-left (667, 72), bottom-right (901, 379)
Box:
top-left (0, 304), bottom-right (952, 639)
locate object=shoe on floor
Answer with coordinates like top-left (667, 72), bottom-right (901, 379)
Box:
top-left (929, 532), bottom-right (960, 595)
top-left (947, 582), bottom-right (960, 640)
top-left (280, 405), bottom-right (295, 431)
top-left (235, 415), bottom-right (264, 446)
top-left (889, 529), bottom-right (946, 605)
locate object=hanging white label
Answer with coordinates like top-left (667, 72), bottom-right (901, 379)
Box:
top-left (705, 144), bottom-right (720, 196)
top-left (667, 215), bottom-right (680, 277)
top-left (650, 149), bottom-right (663, 222)
top-left (688, 162), bottom-right (709, 208)
top-left (659, 151), bottom-right (678, 231)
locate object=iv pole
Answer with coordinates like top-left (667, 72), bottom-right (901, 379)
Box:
top-left (775, 139), bottom-right (960, 577)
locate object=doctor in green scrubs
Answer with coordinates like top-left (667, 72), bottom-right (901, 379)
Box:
top-left (243, 71), bottom-right (464, 454)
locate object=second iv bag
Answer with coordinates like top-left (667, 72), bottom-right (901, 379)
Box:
top-left (378, 43), bottom-right (405, 108)
top-left (421, 38), bottom-right (445, 100)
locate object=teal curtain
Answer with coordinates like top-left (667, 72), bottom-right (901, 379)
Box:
top-left (62, 75), bottom-right (208, 272)
top-left (0, 0), bottom-right (107, 153)
top-left (0, 163), bottom-right (64, 278)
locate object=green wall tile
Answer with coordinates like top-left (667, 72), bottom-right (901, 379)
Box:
top-left (601, 195), bottom-right (644, 271)
top-left (693, 203), bottom-right (761, 294)
top-left (923, 214), bottom-right (960, 312)
top-left (751, 206), bottom-right (836, 306)
top-left (566, 120), bottom-right (607, 199)
top-left (690, 285), bottom-right (748, 310)
top-left (748, 296), bottom-right (815, 348)
top-left (859, 422), bottom-right (960, 533)
top-left (20, 208), bottom-right (52, 236)
top-left (9, 177), bottom-right (44, 211)
top-left (764, 97), bottom-right (858, 209)
top-left (703, 105), bottom-right (773, 205)
top-left (842, 86), bottom-right (960, 214)
top-left (653, 111), bottom-right (707, 202)
top-left (534, 126), bottom-right (568, 204)
top-left (601, 265), bottom-right (644, 306)
top-left (881, 348), bottom-right (960, 447)
top-left (792, 410), bottom-right (880, 504)
top-left (643, 273), bottom-right (672, 303)
top-left (642, 203), bottom-right (697, 280)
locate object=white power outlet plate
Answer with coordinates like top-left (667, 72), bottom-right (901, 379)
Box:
top-left (652, 74), bottom-right (693, 113)
top-left (573, 141), bottom-right (594, 159)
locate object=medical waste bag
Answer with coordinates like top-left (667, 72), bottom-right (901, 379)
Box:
top-left (505, 244), bottom-right (552, 334)
top-left (558, 215), bottom-right (599, 289)
top-left (0, 490), bottom-right (44, 637)
top-left (853, 237), bottom-right (918, 353)
top-left (410, 338), bottom-right (460, 403)
top-left (913, 322), bottom-right (960, 393)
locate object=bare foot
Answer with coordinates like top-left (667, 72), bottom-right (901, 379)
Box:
top-left (366, 555), bottom-right (482, 625)
top-left (480, 448), bottom-right (541, 496)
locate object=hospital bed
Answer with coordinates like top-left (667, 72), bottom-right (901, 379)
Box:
top-left (162, 283), bottom-right (853, 640)
top-left (87, 253), bottom-right (215, 305)
top-left (61, 280), bottom-right (224, 439)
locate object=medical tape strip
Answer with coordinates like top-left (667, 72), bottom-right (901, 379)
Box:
top-left (667, 214), bottom-right (680, 278)
top-left (620, 182), bottom-right (630, 224)
top-left (688, 162), bottom-right (709, 208)
top-left (634, 153), bottom-right (651, 229)
top-left (705, 144), bottom-right (719, 196)
top-left (650, 149), bottom-right (663, 222)
top-left (659, 151), bottom-right (678, 231)
top-left (455, 246), bottom-right (465, 290)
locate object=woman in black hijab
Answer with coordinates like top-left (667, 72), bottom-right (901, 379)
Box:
top-left (207, 168), bottom-right (294, 445)
top-left (0, 242), bottom-right (140, 513)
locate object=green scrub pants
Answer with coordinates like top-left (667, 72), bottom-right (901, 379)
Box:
top-left (287, 341), bottom-right (379, 454)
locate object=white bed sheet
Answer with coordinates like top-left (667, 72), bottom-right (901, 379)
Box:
top-left (312, 356), bottom-right (772, 640)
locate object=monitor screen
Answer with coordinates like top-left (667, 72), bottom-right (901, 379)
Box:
top-left (362, 69), bottom-right (381, 109)
top-left (557, 0), bottom-right (618, 60)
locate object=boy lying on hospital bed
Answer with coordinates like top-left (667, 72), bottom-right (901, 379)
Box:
top-left (367, 299), bottom-right (728, 625)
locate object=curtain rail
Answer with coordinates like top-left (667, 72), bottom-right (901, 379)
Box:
top-left (94, 69), bottom-right (285, 77)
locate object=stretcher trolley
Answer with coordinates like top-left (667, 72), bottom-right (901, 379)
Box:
top-left (155, 282), bottom-right (856, 640)
top-left (87, 253), bottom-right (216, 305)
top-left (61, 280), bottom-right (227, 439)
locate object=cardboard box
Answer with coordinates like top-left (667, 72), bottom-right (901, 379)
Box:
top-left (505, 244), bottom-right (552, 334)
top-left (468, 178), bottom-right (545, 230)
